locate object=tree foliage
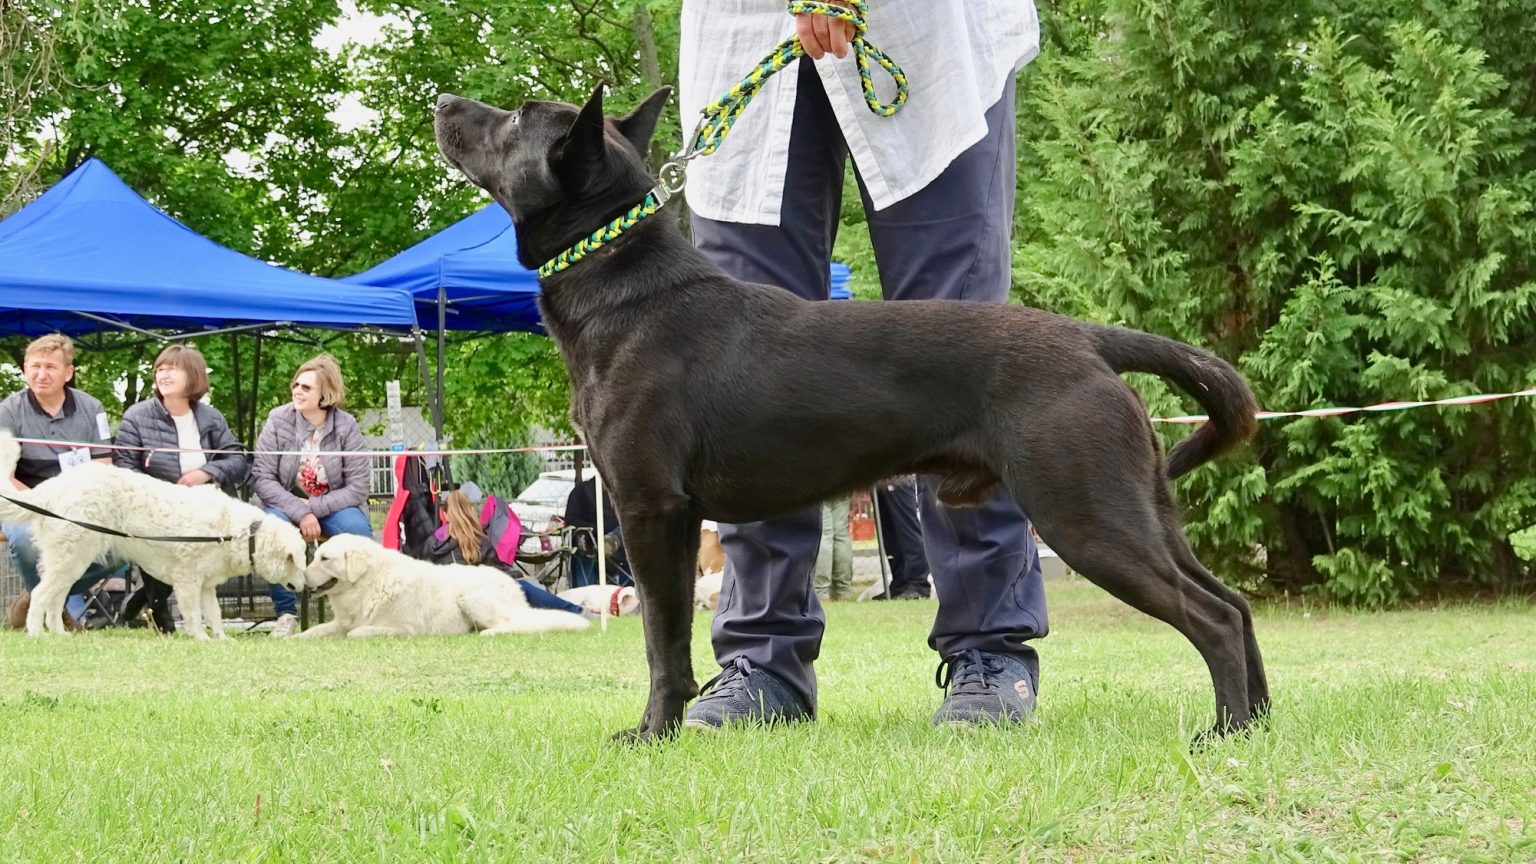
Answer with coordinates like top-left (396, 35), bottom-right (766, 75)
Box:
top-left (1018, 0), bottom-right (1536, 602)
top-left (1, 1), bottom-right (682, 466)
top-left (6, 1), bottom-right (1536, 601)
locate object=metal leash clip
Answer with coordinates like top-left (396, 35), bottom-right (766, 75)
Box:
top-left (652, 119), bottom-right (709, 205)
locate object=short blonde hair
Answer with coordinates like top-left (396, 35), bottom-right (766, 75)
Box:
top-left (153, 344), bottom-right (210, 402)
top-left (24, 333), bottom-right (75, 366)
top-left (294, 353), bottom-right (346, 409)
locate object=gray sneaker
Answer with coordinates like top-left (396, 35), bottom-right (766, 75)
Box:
top-left (270, 613), bottom-right (299, 639)
top-left (931, 649), bottom-right (1037, 726)
top-left (683, 657), bottom-right (812, 730)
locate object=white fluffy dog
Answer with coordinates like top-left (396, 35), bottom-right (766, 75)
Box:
top-left (296, 534), bottom-right (590, 637)
top-left (0, 431), bottom-right (306, 638)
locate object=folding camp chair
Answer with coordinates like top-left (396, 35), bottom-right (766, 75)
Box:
top-left (513, 523), bottom-right (577, 593)
top-left (71, 565), bottom-right (137, 629)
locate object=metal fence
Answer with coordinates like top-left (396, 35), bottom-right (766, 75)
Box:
top-left (0, 541), bottom-right (21, 613)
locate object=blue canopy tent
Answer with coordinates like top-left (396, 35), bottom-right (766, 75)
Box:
top-left (0, 158), bottom-right (422, 445)
top-left (830, 262), bottom-right (852, 300)
top-left (344, 202), bottom-right (853, 323)
top-left (0, 159), bottom-right (419, 337)
top-left (342, 204), bottom-right (541, 335)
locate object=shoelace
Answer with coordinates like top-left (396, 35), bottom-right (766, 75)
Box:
top-left (699, 655), bottom-right (756, 697)
top-left (934, 649), bottom-right (1006, 696)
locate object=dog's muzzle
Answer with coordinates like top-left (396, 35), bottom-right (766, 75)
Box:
top-left (310, 577), bottom-right (339, 595)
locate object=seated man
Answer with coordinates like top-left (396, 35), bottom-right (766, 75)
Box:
top-left (562, 475), bottom-right (628, 588)
top-left (1, 333), bottom-right (128, 625)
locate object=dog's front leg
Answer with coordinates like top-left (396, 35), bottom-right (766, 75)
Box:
top-left (346, 625), bottom-right (407, 638)
top-left (201, 584), bottom-right (227, 639)
top-left (292, 618), bottom-right (347, 639)
top-left (171, 583), bottom-right (209, 640)
top-left (612, 500), bottom-right (701, 743)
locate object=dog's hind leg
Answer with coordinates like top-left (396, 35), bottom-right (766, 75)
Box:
top-left (26, 578), bottom-right (70, 636)
top-left (1044, 512), bottom-right (1253, 738)
top-left (27, 554), bottom-right (77, 636)
top-left (1141, 468), bottom-right (1270, 723)
top-left (1164, 528), bottom-right (1269, 720)
top-left (1013, 399), bottom-right (1253, 731)
top-left (612, 494), bottom-right (701, 742)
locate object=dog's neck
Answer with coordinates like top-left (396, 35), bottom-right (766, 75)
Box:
top-left (517, 173), bottom-right (658, 273)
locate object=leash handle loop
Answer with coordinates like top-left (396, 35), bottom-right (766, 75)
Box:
top-left (683, 0), bottom-right (907, 165)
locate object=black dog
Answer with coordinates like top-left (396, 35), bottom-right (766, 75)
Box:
top-left (434, 85), bottom-right (1266, 742)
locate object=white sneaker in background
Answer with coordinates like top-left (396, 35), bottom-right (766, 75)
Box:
top-left (270, 613), bottom-right (299, 639)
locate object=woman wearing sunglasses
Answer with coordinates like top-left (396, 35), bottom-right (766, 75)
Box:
top-left (251, 353), bottom-right (373, 637)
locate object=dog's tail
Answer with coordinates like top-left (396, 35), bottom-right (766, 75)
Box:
top-left (481, 608), bottom-right (592, 635)
top-left (1089, 326), bottom-right (1259, 479)
top-left (0, 431), bottom-right (35, 522)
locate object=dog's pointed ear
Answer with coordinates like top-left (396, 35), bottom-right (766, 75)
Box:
top-left (556, 82), bottom-right (609, 169)
top-left (615, 86), bottom-right (672, 155)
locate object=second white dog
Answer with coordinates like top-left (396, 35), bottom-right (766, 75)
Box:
top-left (296, 534), bottom-right (590, 637)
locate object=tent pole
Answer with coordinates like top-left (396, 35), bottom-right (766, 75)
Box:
top-left (435, 287), bottom-right (447, 441)
top-left (249, 333), bottom-right (263, 452)
top-left (410, 329), bottom-right (434, 446)
top-left (227, 332), bottom-right (244, 452)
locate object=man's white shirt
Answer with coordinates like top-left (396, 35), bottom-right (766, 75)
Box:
top-left (679, 0), bottom-right (1040, 225)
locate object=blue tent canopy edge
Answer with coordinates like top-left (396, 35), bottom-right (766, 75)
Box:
top-left (343, 203), bottom-right (857, 332)
top-left (0, 158), bottom-right (419, 338)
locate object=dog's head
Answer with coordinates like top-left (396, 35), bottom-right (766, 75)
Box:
top-left (254, 517), bottom-right (308, 592)
top-left (303, 534), bottom-right (377, 595)
top-left (433, 85), bottom-right (671, 269)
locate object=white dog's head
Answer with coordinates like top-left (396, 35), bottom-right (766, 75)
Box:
top-left (252, 516), bottom-right (308, 592)
top-left (304, 534), bottom-right (378, 595)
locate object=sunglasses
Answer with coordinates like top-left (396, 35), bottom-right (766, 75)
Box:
top-left (290, 381), bottom-right (314, 393)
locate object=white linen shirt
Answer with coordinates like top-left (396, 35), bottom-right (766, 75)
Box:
top-left (678, 0), bottom-right (1040, 226)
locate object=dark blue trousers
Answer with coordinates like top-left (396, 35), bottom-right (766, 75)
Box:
top-left (689, 62), bottom-right (1047, 710)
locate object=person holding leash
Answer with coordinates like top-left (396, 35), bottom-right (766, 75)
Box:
top-left (680, 0), bottom-right (1049, 728)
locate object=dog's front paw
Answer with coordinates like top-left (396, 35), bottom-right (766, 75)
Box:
top-left (611, 714), bottom-right (680, 745)
top-left (610, 727), bottom-right (677, 745)
top-left (1190, 714), bottom-right (1262, 749)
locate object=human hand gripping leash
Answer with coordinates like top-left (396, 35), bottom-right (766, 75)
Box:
top-left (665, 0), bottom-right (907, 188)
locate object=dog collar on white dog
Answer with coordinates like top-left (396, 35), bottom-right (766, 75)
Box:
top-left (610, 587), bottom-right (627, 617)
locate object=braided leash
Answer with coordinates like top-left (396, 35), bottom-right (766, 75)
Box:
top-left (539, 0), bottom-right (906, 278)
top-left (687, 0), bottom-right (908, 160)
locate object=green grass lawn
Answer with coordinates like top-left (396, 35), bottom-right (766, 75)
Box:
top-left (3, 579), bottom-right (1533, 863)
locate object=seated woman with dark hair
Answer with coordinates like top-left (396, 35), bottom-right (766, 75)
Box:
top-left (114, 343), bottom-right (250, 631)
top-left (425, 486), bottom-right (590, 619)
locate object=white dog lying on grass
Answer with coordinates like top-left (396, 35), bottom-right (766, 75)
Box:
top-left (0, 431), bottom-right (306, 638)
top-left (296, 534), bottom-right (590, 638)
